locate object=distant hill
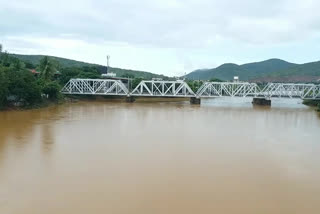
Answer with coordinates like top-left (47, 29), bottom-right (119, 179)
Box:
top-left (252, 61), bottom-right (320, 83)
top-left (186, 59), bottom-right (320, 83)
top-left (10, 54), bottom-right (169, 80)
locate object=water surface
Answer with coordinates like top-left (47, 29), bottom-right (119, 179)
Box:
top-left (0, 98), bottom-right (320, 214)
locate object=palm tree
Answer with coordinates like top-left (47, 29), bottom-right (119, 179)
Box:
top-left (39, 56), bottom-right (55, 81)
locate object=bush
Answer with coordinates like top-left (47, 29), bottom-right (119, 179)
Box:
top-left (59, 67), bottom-right (81, 84)
top-left (131, 78), bottom-right (143, 89)
top-left (6, 69), bottom-right (42, 105)
top-left (303, 99), bottom-right (320, 107)
top-left (42, 81), bottom-right (61, 100)
top-left (0, 69), bottom-right (8, 107)
top-left (77, 71), bottom-right (101, 79)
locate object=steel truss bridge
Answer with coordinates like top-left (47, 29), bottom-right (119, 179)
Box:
top-left (61, 79), bottom-right (320, 100)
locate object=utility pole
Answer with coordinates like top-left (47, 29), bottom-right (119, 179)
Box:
top-left (106, 55), bottom-right (110, 72)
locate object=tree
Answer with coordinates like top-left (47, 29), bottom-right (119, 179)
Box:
top-left (82, 66), bottom-right (99, 74)
top-left (121, 73), bottom-right (135, 79)
top-left (42, 81), bottom-right (61, 100)
top-left (0, 44), bottom-right (2, 53)
top-left (0, 67), bottom-right (8, 107)
top-left (77, 71), bottom-right (101, 79)
top-left (10, 57), bottom-right (25, 70)
top-left (209, 78), bottom-right (224, 82)
top-left (6, 69), bottom-right (42, 105)
top-left (24, 61), bottom-right (36, 69)
top-left (131, 78), bottom-right (143, 89)
top-left (59, 67), bottom-right (81, 84)
top-left (186, 80), bottom-right (203, 92)
top-left (39, 56), bottom-right (55, 81)
top-left (0, 51), bottom-right (10, 67)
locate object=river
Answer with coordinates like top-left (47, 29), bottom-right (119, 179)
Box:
top-left (0, 98), bottom-right (320, 214)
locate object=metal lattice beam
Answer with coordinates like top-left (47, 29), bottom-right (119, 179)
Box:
top-left (61, 79), bottom-right (320, 100)
top-left (130, 80), bottom-right (195, 97)
top-left (61, 79), bottom-right (129, 96)
top-left (196, 82), bottom-right (260, 98)
top-left (258, 83), bottom-right (320, 99)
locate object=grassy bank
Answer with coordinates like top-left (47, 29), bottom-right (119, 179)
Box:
top-left (303, 100), bottom-right (320, 112)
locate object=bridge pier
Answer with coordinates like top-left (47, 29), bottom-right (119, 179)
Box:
top-left (252, 98), bottom-right (271, 106)
top-left (125, 96), bottom-right (136, 103)
top-left (190, 97), bottom-right (201, 105)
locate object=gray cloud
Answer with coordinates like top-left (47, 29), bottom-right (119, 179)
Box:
top-left (1, 0), bottom-right (320, 48)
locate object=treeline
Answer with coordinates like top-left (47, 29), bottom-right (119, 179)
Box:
top-left (0, 44), bottom-right (172, 109)
top-left (0, 44), bottom-right (103, 109)
top-left (303, 100), bottom-right (320, 112)
top-left (0, 53), bottom-right (60, 108)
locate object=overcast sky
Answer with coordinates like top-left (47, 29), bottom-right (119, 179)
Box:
top-left (1, 0), bottom-right (320, 76)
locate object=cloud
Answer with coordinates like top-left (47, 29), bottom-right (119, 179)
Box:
top-left (1, 0), bottom-right (320, 47)
top-left (1, 0), bottom-right (320, 75)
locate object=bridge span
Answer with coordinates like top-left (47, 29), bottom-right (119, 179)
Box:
top-left (61, 78), bottom-right (320, 105)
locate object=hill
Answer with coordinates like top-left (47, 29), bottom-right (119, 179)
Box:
top-left (251, 61), bottom-right (320, 83)
top-left (10, 54), bottom-right (169, 80)
top-left (186, 59), bottom-right (300, 81)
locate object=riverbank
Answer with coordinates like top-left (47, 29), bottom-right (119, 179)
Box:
top-left (0, 98), bottom-right (65, 111)
top-left (303, 100), bottom-right (320, 111)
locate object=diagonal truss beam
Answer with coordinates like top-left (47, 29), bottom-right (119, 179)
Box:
top-left (258, 83), bottom-right (320, 99)
top-left (61, 79), bottom-right (320, 100)
top-left (61, 79), bottom-right (129, 96)
top-left (196, 82), bottom-right (260, 98)
top-left (130, 80), bottom-right (195, 97)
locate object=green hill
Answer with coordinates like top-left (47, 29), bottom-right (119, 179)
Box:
top-left (10, 54), bottom-right (169, 80)
top-left (186, 59), bottom-right (299, 81)
top-left (251, 61), bottom-right (320, 83)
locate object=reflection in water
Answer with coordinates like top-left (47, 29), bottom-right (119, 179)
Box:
top-left (0, 98), bottom-right (320, 214)
top-left (41, 124), bottom-right (55, 153)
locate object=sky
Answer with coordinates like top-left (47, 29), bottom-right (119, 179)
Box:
top-left (1, 0), bottom-right (320, 76)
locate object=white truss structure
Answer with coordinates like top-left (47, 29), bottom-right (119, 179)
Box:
top-left (130, 80), bottom-right (195, 97)
top-left (61, 79), bottom-right (129, 95)
top-left (196, 82), bottom-right (260, 98)
top-left (258, 83), bottom-right (320, 99)
top-left (61, 79), bottom-right (320, 100)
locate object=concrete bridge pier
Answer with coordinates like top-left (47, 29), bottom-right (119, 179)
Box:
top-left (190, 97), bottom-right (201, 105)
top-left (252, 98), bottom-right (271, 106)
top-left (125, 96), bottom-right (136, 103)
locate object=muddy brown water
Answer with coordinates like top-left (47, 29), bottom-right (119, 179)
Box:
top-left (0, 98), bottom-right (320, 214)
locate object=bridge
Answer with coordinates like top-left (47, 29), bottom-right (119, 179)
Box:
top-left (61, 78), bottom-right (320, 105)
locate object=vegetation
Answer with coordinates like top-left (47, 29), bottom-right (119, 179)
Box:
top-left (186, 80), bottom-right (202, 92)
top-left (0, 44), bottom-right (172, 110)
top-left (11, 53), bottom-right (169, 80)
top-left (186, 58), bottom-right (320, 83)
top-left (0, 68), bottom-right (8, 107)
top-left (0, 44), bottom-right (108, 109)
top-left (0, 47), bottom-right (62, 109)
top-left (263, 61), bottom-right (320, 79)
top-left (209, 78), bottom-right (224, 82)
top-left (303, 100), bottom-right (320, 112)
